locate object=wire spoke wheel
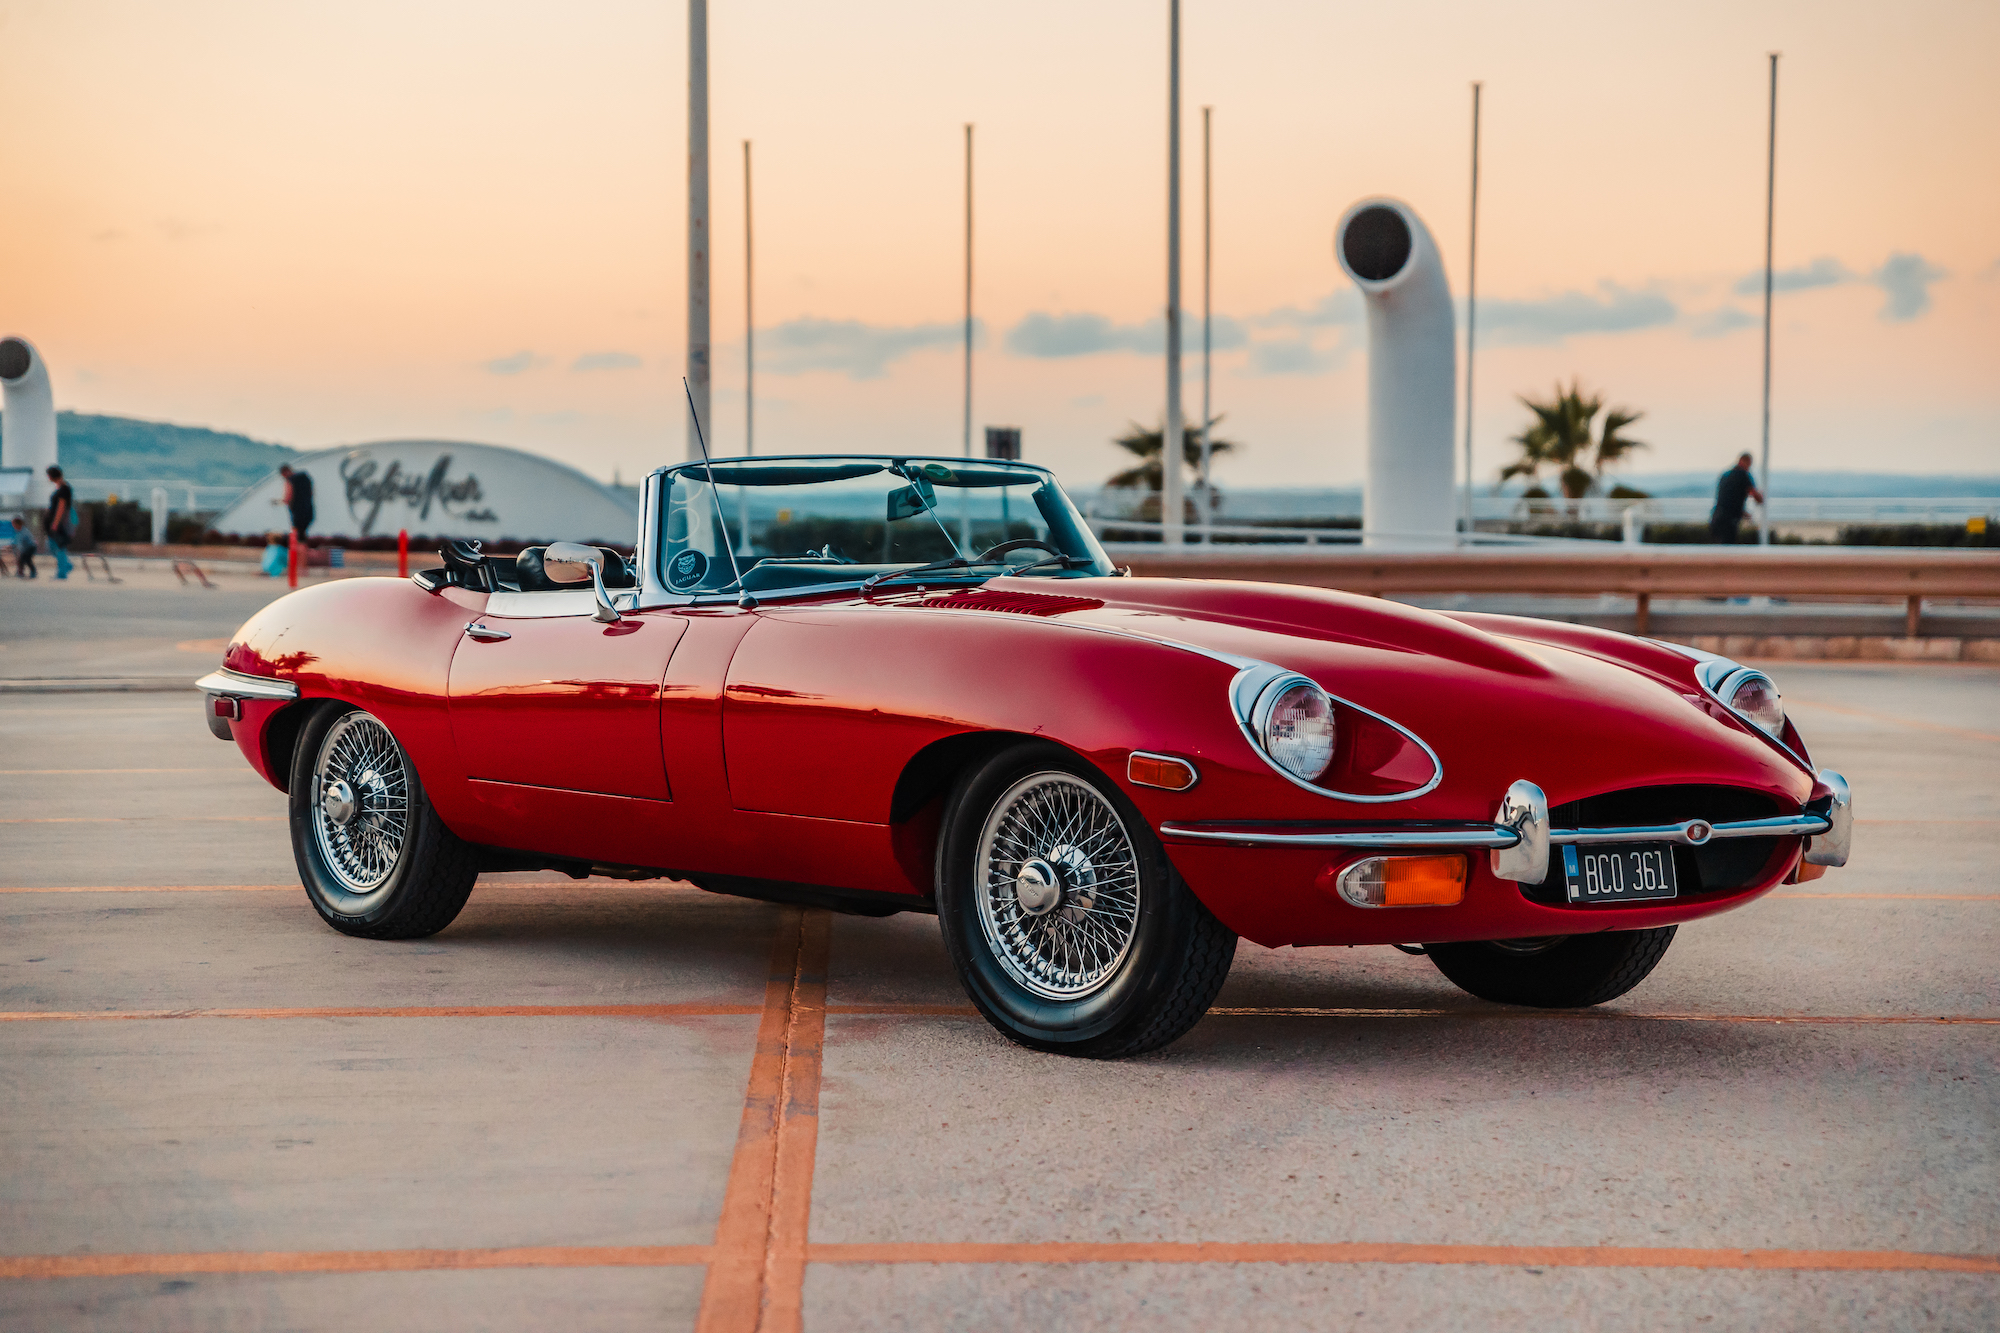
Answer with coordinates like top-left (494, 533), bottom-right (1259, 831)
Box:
top-left (310, 710), bottom-right (412, 898)
top-left (975, 771), bottom-right (1142, 1000)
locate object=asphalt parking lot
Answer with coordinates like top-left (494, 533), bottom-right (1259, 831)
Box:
top-left (1, 572), bottom-right (1995, 1331)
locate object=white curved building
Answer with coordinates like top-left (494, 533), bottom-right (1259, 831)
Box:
top-left (1335, 198), bottom-right (1457, 550)
top-left (0, 336), bottom-right (59, 514)
top-left (212, 439), bottom-right (638, 544)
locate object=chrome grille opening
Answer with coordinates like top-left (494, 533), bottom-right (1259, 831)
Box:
top-left (1522, 784), bottom-right (1786, 905)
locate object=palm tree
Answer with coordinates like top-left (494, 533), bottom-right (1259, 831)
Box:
top-left (1498, 381), bottom-right (1647, 510)
top-left (1106, 417), bottom-right (1240, 521)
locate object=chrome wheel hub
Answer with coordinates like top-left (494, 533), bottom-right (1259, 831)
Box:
top-left (320, 778), bottom-right (358, 826)
top-left (310, 711), bottom-right (411, 898)
top-left (975, 772), bottom-right (1141, 1000)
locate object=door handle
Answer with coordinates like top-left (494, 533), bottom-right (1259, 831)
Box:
top-left (464, 622), bottom-right (512, 642)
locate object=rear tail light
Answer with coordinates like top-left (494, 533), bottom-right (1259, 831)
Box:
top-left (1332, 854), bottom-right (1467, 908)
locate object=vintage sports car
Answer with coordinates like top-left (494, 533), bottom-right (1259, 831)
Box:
top-left (199, 456), bottom-right (1852, 1058)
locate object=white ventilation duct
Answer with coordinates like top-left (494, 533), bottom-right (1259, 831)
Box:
top-left (0, 336), bottom-right (58, 514)
top-left (1335, 199), bottom-right (1456, 550)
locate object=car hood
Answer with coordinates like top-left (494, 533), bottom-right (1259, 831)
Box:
top-left (964, 575), bottom-right (1813, 810)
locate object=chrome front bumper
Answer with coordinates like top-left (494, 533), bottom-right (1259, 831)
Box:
top-left (195, 668), bottom-right (300, 741)
top-left (1159, 768), bottom-right (1853, 877)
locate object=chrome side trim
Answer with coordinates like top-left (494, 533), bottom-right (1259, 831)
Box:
top-left (1161, 822), bottom-right (1518, 849)
top-left (195, 668), bottom-right (301, 701)
top-left (1160, 810), bottom-right (1828, 852)
top-left (1491, 779), bottom-right (1550, 882)
top-left (1803, 768), bottom-right (1852, 867)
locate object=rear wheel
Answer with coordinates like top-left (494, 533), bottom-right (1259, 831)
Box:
top-left (289, 704), bottom-right (477, 939)
top-left (936, 741), bottom-right (1236, 1058)
top-left (1425, 927), bottom-right (1677, 1008)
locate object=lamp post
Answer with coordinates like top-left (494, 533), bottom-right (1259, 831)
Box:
top-left (1462, 82), bottom-right (1481, 540)
top-left (1199, 104), bottom-right (1213, 544)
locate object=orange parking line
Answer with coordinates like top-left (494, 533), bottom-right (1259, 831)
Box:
top-left (0, 884), bottom-right (293, 893)
top-left (0, 768), bottom-right (242, 775)
top-left (0, 1003), bottom-right (761, 1023)
top-left (804, 1240), bottom-right (2000, 1274)
top-left (0, 816), bottom-right (283, 824)
top-left (826, 1004), bottom-right (1996, 1025)
top-left (696, 908), bottom-right (810, 1333)
top-left (765, 910), bottom-right (831, 1333)
top-left (0, 1245), bottom-right (710, 1280)
top-left (1769, 892), bottom-right (2000, 901)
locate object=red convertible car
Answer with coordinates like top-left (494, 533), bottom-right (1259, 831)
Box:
top-left (199, 456), bottom-right (1852, 1057)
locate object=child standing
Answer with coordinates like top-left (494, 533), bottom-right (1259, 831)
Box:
top-left (10, 515), bottom-right (37, 578)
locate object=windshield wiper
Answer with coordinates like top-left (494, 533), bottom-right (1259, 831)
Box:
top-left (860, 556), bottom-right (976, 593)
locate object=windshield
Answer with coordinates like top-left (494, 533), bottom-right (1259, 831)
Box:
top-left (656, 457), bottom-right (1114, 597)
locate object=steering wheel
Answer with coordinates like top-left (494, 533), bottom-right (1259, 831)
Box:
top-left (975, 538), bottom-right (1062, 564)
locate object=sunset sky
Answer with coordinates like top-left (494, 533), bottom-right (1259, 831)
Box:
top-left (2, 0), bottom-right (1994, 491)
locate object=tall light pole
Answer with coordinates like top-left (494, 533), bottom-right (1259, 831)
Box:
top-left (1758, 52), bottom-right (1779, 546)
top-left (1199, 104), bottom-right (1213, 544)
top-left (961, 122), bottom-right (974, 550)
top-left (737, 138), bottom-right (754, 554)
top-left (686, 0), bottom-right (711, 462)
top-left (1161, 0), bottom-right (1186, 546)
top-left (1462, 81), bottom-right (1482, 539)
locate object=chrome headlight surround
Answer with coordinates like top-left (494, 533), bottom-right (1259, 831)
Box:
top-left (1225, 663), bottom-right (1442, 803)
top-left (1656, 641), bottom-right (1811, 771)
top-left (1249, 674), bottom-right (1336, 783)
top-left (1710, 664), bottom-right (1785, 739)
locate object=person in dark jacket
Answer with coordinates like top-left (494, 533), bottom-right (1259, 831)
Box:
top-left (1709, 453), bottom-right (1764, 543)
top-left (44, 465), bottom-right (74, 579)
top-left (280, 465), bottom-right (315, 542)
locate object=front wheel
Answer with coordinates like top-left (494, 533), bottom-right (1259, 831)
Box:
top-left (936, 742), bottom-right (1236, 1058)
top-left (289, 704), bottom-right (478, 940)
top-left (1425, 927), bottom-right (1677, 1008)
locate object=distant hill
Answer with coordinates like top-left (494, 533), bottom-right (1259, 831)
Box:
top-left (0, 411), bottom-right (296, 488)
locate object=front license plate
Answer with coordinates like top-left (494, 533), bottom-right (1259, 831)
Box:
top-left (1562, 842), bottom-right (1678, 904)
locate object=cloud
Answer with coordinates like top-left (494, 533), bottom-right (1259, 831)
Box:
top-left (1005, 312), bottom-right (1247, 359)
top-left (1733, 256), bottom-right (1855, 297)
top-left (481, 350), bottom-right (542, 376)
top-left (1246, 336), bottom-right (1342, 376)
top-left (761, 317), bottom-right (965, 379)
top-left (1873, 252), bottom-right (1947, 320)
top-left (571, 351), bottom-right (642, 372)
top-left (1250, 290), bottom-right (1361, 330)
top-left (1690, 307), bottom-right (1760, 338)
top-left (1476, 283), bottom-right (1677, 345)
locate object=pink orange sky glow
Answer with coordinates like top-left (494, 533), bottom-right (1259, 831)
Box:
top-left (1, 0), bottom-right (1995, 491)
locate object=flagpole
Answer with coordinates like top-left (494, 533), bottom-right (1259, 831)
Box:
top-left (1161, 0), bottom-right (1185, 546)
top-left (1758, 52), bottom-right (1779, 546)
top-left (1199, 104), bottom-right (1213, 544)
top-left (1462, 81), bottom-right (1481, 540)
top-left (685, 0), bottom-right (711, 463)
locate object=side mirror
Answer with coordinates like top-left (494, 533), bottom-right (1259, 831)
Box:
top-left (543, 542), bottom-right (621, 623)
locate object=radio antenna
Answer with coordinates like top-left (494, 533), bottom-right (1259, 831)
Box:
top-left (683, 377), bottom-right (748, 598)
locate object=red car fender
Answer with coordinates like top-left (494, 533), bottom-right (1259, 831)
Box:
top-left (217, 578), bottom-right (486, 829)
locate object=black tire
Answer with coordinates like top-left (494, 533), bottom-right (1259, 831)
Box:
top-left (936, 741), bottom-right (1236, 1058)
top-left (1425, 926), bottom-right (1677, 1008)
top-left (289, 703), bottom-right (478, 940)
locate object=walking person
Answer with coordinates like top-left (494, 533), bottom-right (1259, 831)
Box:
top-left (1708, 452), bottom-right (1764, 544)
top-left (43, 465), bottom-right (74, 579)
top-left (9, 515), bottom-right (36, 578)
top-left (279, 464), bottom-right (315, 544)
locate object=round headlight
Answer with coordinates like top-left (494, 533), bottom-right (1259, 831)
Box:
top-left (1726, 671), bottom-right (1785, 737)
top-left (1258, 679), bottom-right (1336, 781)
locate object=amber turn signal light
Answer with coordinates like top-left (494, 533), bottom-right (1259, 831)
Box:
top-left (1332, 854), bottom-right (1466, 908)
top-left (1128, 751), bottom-right (1198, 791)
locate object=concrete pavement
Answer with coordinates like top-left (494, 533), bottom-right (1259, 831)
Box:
top-left (0, 619), bottom-right (1993, 1329)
